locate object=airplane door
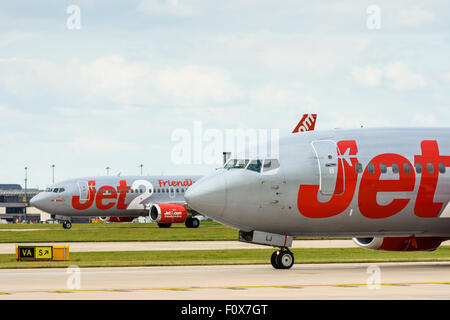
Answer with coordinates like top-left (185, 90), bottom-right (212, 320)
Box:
top-left (259, 159), bottom-right (289, 211)
top-left (77, 181), bottom-right (90, 201)
top-left (311, 140), bottom-right (343, 196)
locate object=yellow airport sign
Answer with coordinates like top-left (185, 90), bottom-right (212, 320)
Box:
top-left (16, 245), bottom-right (69, 261)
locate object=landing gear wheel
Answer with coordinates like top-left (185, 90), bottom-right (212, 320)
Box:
top-left (271, 249), bottom-right (294, 269)
top-left (185, 217), bottom-right (200, 228)
top-left (62, 221), bottom-right (72, 229)
top-left (157, 223), bottom-right (172, 228)
top-left (271, 251), bottom-right (280, 269)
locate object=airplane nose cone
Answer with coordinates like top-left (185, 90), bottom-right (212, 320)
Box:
top-left (30, 193), bottom-right (46, 211)
top-left (185, 174), bottom-right (226, 219)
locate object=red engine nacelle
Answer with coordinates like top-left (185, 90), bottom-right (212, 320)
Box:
top-left (353, 236), bottom-right (446, 251)
top-left (150, 203), bottom-right (189, 223)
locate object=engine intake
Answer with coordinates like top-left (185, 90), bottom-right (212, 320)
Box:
top-left (353, 236), bottom-right (445, 251)
top-left (150, 203), bottom-right (189, 223)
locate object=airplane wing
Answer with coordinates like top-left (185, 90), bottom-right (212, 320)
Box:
top-left (292, 114), bottom-right (317, 133)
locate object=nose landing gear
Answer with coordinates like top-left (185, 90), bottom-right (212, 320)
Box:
top-left (271, 248), bottom-right (294, 269)
top-left (62, 220), bottom-right (72, 229)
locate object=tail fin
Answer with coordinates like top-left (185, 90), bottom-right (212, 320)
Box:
top-left (292, 114), bottom-right (317, 133)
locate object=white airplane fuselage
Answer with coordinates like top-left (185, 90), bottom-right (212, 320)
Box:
top-left (186, 127), bottom-right (450, 238)
top-left (31, 175), bottom-right (202, 218)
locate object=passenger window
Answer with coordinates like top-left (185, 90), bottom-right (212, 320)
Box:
top-left (181, 188), bottom-right (184, 192)
top-left (176, 189), bottom-right (179, 193)
top-left (392, 163), bottom-right (399, 174)
top-left (246, 160), bottom-right (262, 173)
top-left (415, 163), bottom-right (422, 174)
top-left (368, 163), bottom-right (375, 174)
top-left (427, 163), bottom-right (434, 174)
top-left (439, 163), bottom-right (446, 174)
top-left (162, 189), bottom-right (165, 193)
top-left (355, 163), bottom-right (363, 173)
top-left (404, 163), bottom-right (411, 174)
top-left (380, 163), bottom-right (387, 174)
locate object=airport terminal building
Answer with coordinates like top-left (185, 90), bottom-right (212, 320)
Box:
top-left (0, 184), bottom-right (48, 223)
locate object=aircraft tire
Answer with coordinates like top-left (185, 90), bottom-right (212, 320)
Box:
top-left (185, 217), bottom-right (200, 228)
top-left (63, 221), bottom-right (72, 230)
top-left (190, 218), bottom-right (200, 228)
top-left (270, 251), bottom-right (280, 269)
top-left (157, 223), bottom-right (172, 228)
top-left (276, 250), bottom-right (294, 269)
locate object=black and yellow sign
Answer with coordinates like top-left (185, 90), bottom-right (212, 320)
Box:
top-left (17, 246), bottom-right (53, 260)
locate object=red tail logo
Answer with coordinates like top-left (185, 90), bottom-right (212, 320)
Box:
top-left (292, 114), bottom-right (317, 133)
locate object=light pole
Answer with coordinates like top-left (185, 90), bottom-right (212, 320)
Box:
top-left (106, 166), bottom-right (110, 176)
top-left (140, 164), bottom-right (143, 176)
top-left (24, 166), bottom-right (28, 223)
top-left (51, 164), bottom-right (55, 184)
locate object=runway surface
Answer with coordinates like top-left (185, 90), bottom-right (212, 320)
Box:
top-left (1, 262), bottom-right (450, 300)
top-left (0, 240), bottom-right (358, 254)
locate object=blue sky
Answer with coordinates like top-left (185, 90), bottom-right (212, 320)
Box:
top-left (1, 0), bottom-right (450, 188)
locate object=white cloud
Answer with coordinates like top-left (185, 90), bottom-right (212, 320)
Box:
top-left (351, 66), bottom-right (383, 87)
top-left (441, 71), bottom-right (450, 83)
top-left (0, 104), bottom-right (33, 120)
top-left (384, 61), bottom-right (427, 91)
top-left (352, 61), bottom-right (426, 91)
top-left (137, 0), bottom-right (199, 16)
top-left (410, 112), bottom-right (438, 126)
top-left (249, 84), bottom-right (320, 111)
top-left (209, 34), bottom-right (371, 78)
top-left (396, 6), bottom-right (435, 28)
top-left (0, 56), bottom-right (242, 108)
top-left (156, 65), bottom-right (243, 106)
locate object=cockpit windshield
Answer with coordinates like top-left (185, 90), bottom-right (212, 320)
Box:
top-left (246, 160), bottom-right (262, 173)
top-left (224, 159), bottom-right (249, 169)
top-left (45, 187), bottom-right (66, 193)
top-left (262, 159), bottom-right (280, 172)
top-left (224, 158), bottom-right (279, 173)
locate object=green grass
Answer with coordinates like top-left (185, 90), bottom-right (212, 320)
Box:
top-left (2, 247), bottom-right (450, 269)
top-left (0, 222), bottom-right (239, 243)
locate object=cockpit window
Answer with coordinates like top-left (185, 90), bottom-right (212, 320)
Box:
top-left (224, 159), bottom-right (249, 169)
top-left (262, 159), bottom-right (280, 172)
top-left (46, 187), bottom-right (66, 193)
top-left (246, 160), bottom-right (262, 173)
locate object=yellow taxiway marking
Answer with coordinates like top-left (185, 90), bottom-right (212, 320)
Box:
top-left (1, 281), bottom-right (450, 295)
